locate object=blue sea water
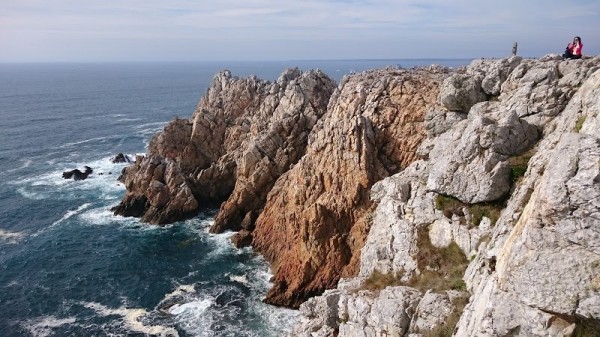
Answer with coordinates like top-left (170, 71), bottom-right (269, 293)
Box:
top-left (0, 59), bottom-right (469, 337)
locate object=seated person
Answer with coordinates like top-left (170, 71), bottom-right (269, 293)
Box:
top-left (563, 36), bottom-right (583, 59)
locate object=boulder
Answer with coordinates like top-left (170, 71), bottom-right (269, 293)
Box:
top-left (439, 73), bottom-right (487, 112)
top-left (408, 291), bottom-right (455, 333)
top-left (426, 105), bottom-right (539, 203)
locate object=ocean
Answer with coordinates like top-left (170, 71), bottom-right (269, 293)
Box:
top-left (0, 59), bottom-right (470, 337)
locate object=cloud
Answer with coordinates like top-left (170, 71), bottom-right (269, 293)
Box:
top-left (0, 0), bottom-right (599, 61)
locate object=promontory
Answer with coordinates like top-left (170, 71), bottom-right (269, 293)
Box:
top-left (114, 54), bottom-right (600, 336)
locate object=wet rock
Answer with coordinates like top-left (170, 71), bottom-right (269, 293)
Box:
top-left (62, 166), bottom-right (93, 180)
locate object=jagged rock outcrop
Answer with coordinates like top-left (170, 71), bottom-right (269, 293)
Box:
top-left (289, 56), bottom-right (600, 336)
top-left (439, 73), bottom-right (487, 113)
top-left (455, 59), bottom-right (600, 337)
top-left (114, 68), bottom-right (336, 225)
top-left (426, 108), bottom-right (540, 203)
top-left (114, 65), bottom-right (448, 308)
top-left (251, 67), bottom-right (450, 308)
top-left (115, 55), bottom-right (600, 335)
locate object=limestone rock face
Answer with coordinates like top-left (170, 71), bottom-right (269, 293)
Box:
top-left (251, 68), bottom-right (448, 308)
top-left (359, 160), bottom-right (435, 279)
top-left (408, 291), bottom-right (455, 333)
top-left (426, 107), bottom-right (540, 203)
top-left (439, 73), bottom-right (487, 112)
top-left (468, 56), bottom-right (523, 96)
top-left (114, 68), bottom-right (336, 226)
top-left (499, 56), bottom-right (600, 126)
top-left (289, 57), bottom-right (600, 337)
top-left (338, 287), bottom-right (422, 337)
top-left (455, 68), bottom-right (600, 336)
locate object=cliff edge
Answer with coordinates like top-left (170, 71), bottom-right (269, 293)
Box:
top-left (114, 65), bottom-right (449, 308)
top-left (114, 55), bottom-right (600, 336)
top-left (289, 55), bottom-right (600, 336)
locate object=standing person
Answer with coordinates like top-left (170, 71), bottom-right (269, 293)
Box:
top-left (563, 36), bottom-right (583, 59)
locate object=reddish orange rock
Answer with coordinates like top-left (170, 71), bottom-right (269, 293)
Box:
top-left (251, 68), bottom-right (449, 307)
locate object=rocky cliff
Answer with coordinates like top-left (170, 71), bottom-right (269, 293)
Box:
top-left (252, 67), bottom-right (448, 307)
top-left (289, 55), bottom-right (600, 336)
top-left (114, 68), bottom-right (336, 226)
top-left (115, 55), bottom-right (600, 335)
top-left (114, 65), bottom-right (449, 308)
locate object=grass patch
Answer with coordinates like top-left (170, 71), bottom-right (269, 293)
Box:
top-left (574, 116), bottom-right (586, 133)
top-left (574, 318), bottom-right (600, 337)
top-left (488, 95), bottom-right (501, 102)
top-left (435, 195), bottom-right (465, 219)
top-left (469, 203), bottom-right (502, 227)
top-left (363, 270), bottom-right (403, 291)
top-left (435, 194), bottom-right (504, 227)
top-left (508, 149), bottom-right (535, 183)
top-left (406, 227), bottom-right (469, 292)
top-left (360, 227), bottom-right (469, 293)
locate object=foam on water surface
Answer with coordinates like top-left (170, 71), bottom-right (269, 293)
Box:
top-left (22, 316), bottom-right (77, 337)
top-left (0, 229), bottom-right (25, 244)
top-left (83, 302), bottom-right (179, 337)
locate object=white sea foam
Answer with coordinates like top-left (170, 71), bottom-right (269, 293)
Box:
top-left (159, 284), bottom-right (197, 309)
top-left (0, 229), bottom-right (25, 244)
top-left (246, 256), bottom-right (301, 336)
top-left (13, 154), bottom-right (133, 204)
top-left (167, 297), bottom-right (216, 337)
top-left (169, 298), bottom-right (214, 316)
top-left (79, 207), bottom-right (118, 226)
top-left (22, 316), bottom-right (77, 337)
top-left (135, 121), bottom-right (168, 130)
top-left (6, 158), bottom-right (32, 173)
top-left (205, 231), bottom-right (237, 260)
top-left (83, 302), bottom-right (179, 337)
top-left (228, 274), bottom-right (249, 284)
top-left (58, 203), bottom-right (92, 223)
top-left (117, 118), bottom-right (143, 123)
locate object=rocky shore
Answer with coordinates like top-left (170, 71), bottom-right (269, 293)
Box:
top-left (114, 54), bottom-right (600, 336)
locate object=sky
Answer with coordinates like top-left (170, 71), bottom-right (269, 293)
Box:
top-left (1, 0), bottom-right (599, 62)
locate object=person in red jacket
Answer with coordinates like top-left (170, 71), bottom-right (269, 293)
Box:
top-left (563, 36), bottom-right (583, 59)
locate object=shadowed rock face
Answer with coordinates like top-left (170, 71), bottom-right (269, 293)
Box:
top-left (252, 67), bottom-right (449, 307)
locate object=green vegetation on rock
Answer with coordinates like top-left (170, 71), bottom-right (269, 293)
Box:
top-left (409, 227), bottom-right (468, 292)
top-left (363, 270), bottom-right (403, 291)
top-left (508, 149), bottom-right (535, 183)
top-left (435, 194), bottom-right (504, 227)
top-left (574, 116), bottom-right (586, 133)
